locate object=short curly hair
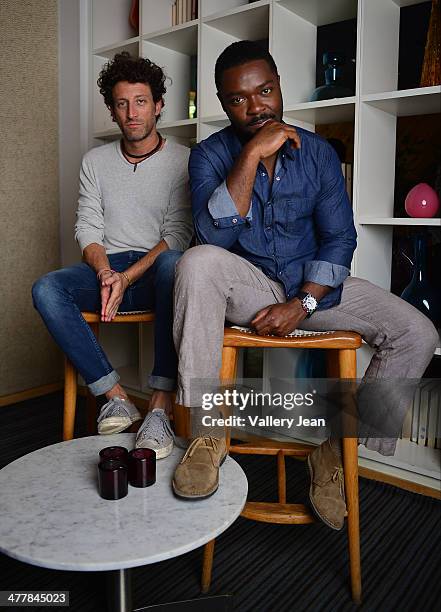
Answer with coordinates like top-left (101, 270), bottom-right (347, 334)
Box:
top-left (97, 52), bottom-right (167, 113)
top-left (215, 40), bottom-right (278, 92)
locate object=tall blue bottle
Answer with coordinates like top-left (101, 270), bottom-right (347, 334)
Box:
top-left (400, 234), bottom-right (441, 328)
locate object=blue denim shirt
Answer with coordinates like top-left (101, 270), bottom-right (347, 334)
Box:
top-left (189, 125), bottom-right (357, 310)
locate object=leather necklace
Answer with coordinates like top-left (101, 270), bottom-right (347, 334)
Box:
top-left (121, 133), bottom-right (162, 172)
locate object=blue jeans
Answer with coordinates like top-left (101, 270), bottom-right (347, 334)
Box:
top-left (32, 250), bottom-right (182, 396)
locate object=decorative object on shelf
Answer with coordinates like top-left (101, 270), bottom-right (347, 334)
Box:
top-left (310, 52), bottom-right (354, 102)
top-left (405, 183), bottom-right (440, 218)
top-left (188, 91), bottom-right (197, 119)
top-left (420, 0), bottom-right (441, 87)
top-left (129, 0), bottom-right (139, 34)
top-left (401, 233), bottom-right (441, 328)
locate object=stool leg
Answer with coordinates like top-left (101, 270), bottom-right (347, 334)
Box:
top-left (198, 345), bottom-right (239, 593)
top-left (339, 348), bottom-right (361, 604)
top-left (277, 451), bottom-right (286, 504)
top-left (326, 349), bottom-right (340, 378)
top-left (86, 322), bottom-right (99, 434)
top-left (63, 357), bottom-right (77, 441)
top-left (343, 437), bottom-right (362, 604)
top-left (173, 403), bottom-right (191, 438)
top-left (220, 346), bottom-right (239, 451)
top-left (201, 539), bottom-right (215, 594)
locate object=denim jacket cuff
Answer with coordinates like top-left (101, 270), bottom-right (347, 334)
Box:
top-left (304, 260), bottom-right (350, 288)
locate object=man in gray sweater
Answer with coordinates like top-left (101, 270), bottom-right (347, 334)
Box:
top-left (33, 53), bottom-right (193, 457)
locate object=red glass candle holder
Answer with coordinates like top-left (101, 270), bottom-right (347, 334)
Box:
top-left (99, 446), bottom-right (129, 465)
top-left (98, 459), bottom-right (128, 500)
top-left (128, 448), bottom-right (156, 487)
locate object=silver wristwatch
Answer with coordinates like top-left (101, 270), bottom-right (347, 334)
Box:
top-left (297, 291), bottom-right (318, 318)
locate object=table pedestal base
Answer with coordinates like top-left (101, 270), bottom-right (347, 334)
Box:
top-left (135, 594), bottom-right (233, 611)
top-left (106, 568), bottom-right (233, 612)
top-left (106, 569), bottom-right (132, 612)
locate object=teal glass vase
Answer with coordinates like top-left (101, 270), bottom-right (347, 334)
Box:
top-left (310, 52), bottom-right (353, 102)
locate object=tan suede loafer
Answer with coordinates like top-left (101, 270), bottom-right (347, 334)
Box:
top-left (172, 435), bottom-right (227, 499)
top-left (307, 439), bottom-right (346, 530)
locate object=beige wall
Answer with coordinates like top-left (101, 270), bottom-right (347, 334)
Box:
top-left (0, 0), bottom-right (61, 395)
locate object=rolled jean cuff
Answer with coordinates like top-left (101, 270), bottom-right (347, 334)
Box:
top-left (148, 374), bottom-right (176, 392)
top-left (88, 370), bottom-right (120, 396)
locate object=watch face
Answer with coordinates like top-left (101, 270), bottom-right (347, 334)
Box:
top-left (305, 295), bottom-right (317, 311)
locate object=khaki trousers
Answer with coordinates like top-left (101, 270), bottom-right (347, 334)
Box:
top-left (173, 245), bottom-right (439, 455)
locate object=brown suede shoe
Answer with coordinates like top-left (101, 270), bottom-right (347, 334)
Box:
top-left (172, 435), bottom-right (227, 499)
top-left (307, 439), bottom-right (346, 530)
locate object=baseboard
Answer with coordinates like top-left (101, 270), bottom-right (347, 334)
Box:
top-left (0, 382), bottom-right (63, 408)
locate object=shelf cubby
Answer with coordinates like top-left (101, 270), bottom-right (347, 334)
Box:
top-left (362, 86), bottom-right (441, 117)
top-left (143, 21), bottom-right (198, 55)
top-left (92, 0), bottom-right (137, 50)
top-left (92, 55), bottom-right (116, 134)
top-left (203, 1), bottom-right (270, 38)
top-left (272, 0), bottom-right (358, 108)
top-left (284, 98), bottom-right (356, 125)
top-left (141, 40), bottom-right (196, 123)
top-left (201, 0), bottom-right (257, 19)
top-left (275, 0), bottom-right (357, 26)
top-left (93, 37), bottom-right (140, 59)
top-left (360, 0), bottom-right (434, 96)
top-left (141, 0), bottom-right (176, 36)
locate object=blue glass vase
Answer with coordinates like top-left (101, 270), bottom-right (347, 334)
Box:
top-left (310, 52), bottom-right (353, 102)
top-left (400, 234), bottom-right (441, 328)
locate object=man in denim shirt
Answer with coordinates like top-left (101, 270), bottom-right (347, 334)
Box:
top-left (172, 42), bottom-right (438, 527)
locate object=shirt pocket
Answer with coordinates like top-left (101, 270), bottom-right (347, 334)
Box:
top-left (285, 198), bottom-right (315, 234)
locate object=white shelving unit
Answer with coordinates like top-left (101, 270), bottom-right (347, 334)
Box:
top-left (84, 0), bottom-right (440, 485)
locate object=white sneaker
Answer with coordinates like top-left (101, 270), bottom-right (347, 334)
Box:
top-left (135, 409), bottom-right (174, 459)
top-left (97, 396), bottom-right (142, 435)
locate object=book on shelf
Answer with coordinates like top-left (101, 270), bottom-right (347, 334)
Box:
top-left (191, 0), bottom-right (198, 20)
top-left (171, 0), bottom-right (197, 26)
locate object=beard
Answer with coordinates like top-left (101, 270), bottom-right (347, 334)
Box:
top-left (121, 125), bottom-right (151, 142)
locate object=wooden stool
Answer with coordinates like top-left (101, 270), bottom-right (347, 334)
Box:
top-left (63, 311), bottom-right (155, 441)
top-left (201, 327), bottom-right (363, 604)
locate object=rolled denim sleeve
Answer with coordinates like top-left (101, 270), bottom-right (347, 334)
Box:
top-left (307, 142), bottom-right (357, 285)
top-left (304, 260), bottom-right (349, 287)
top-left (189, 145), bottom-right (251, 248)
top-left (208, 181), bottom-right (253, 222)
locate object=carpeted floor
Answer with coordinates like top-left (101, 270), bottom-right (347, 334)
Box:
top-left (0, 392), bottom-right (440, 611)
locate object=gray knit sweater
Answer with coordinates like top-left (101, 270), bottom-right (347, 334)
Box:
top-left (75, 139), bottom-right (193, 254)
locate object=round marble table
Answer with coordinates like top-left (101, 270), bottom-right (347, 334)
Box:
top-left (0, 434), bottom-right (248, 612)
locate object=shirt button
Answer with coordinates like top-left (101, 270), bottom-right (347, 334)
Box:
top-left (275, 176), bottom-right (281, 181)
top-left (261, 172), bottom-right (266, 177)
top-left (267, 201), bottom-right (272, 206)
top-left (266, 226), bottom-right (272, 231)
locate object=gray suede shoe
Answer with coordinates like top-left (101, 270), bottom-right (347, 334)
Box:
top-left (172, 435), bottom-right (227, 499)
top-left (307, 439), bottom-right (346, 530)
top-left (97, 396), bottom-right (142, 435)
